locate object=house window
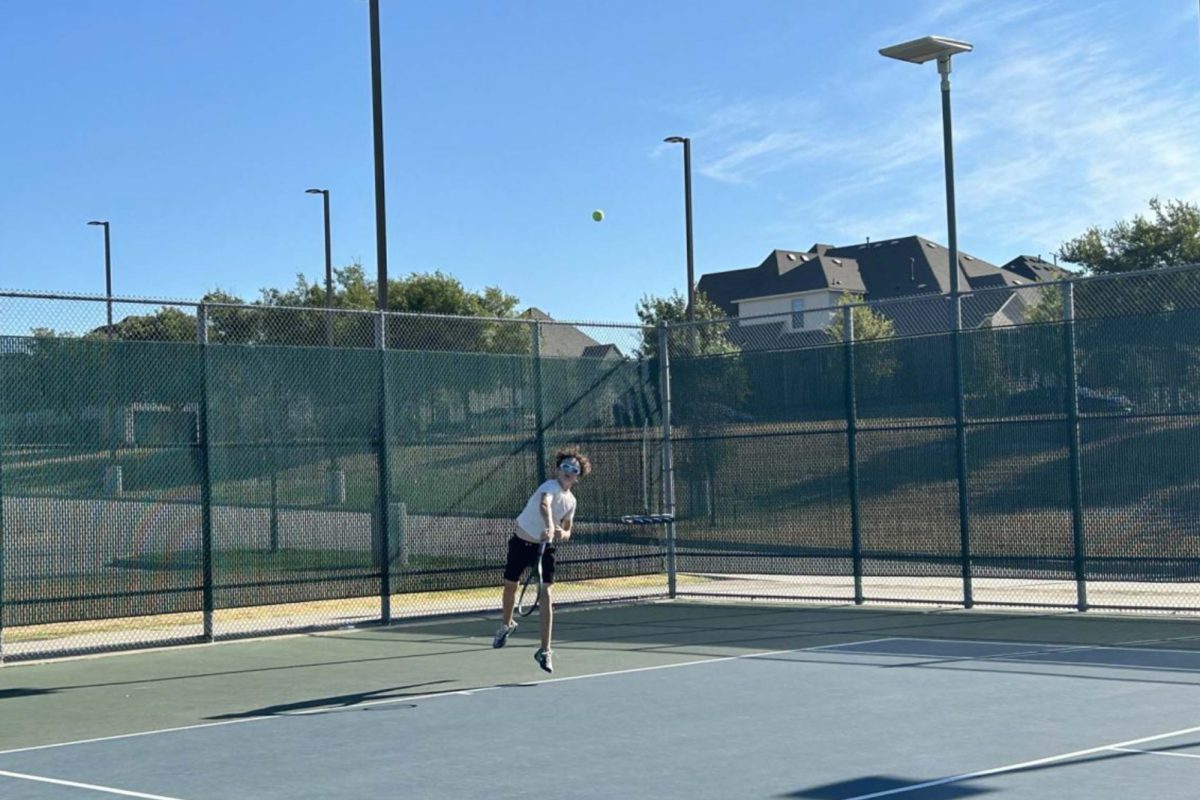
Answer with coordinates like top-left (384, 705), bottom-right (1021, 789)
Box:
top-left (791, 298), bottom-right (805, 330)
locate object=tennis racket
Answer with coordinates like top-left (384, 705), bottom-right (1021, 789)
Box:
top-left (516, 541), bottom-right (547, 618)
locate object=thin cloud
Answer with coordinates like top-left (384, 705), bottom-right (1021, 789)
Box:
top-left (677, 0), bottom-right (1200, 262)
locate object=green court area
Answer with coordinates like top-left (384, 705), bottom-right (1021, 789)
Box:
top-left (6, 601), bottom-right (1200, 753)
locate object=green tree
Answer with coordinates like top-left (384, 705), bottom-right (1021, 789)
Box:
top-left (825, 294), bottom-right (897, 342)
top-left (635, 291), bottom-right (744, 526)
top-left (1024, 285), bottom-right (1065, 324)
top-left (825, 293), bottom-right (899, 390)
top-left (1058, 198), bottom-right (1200, 274)
top-left (94, 306), bottom-right (197, 342)
top-left (259, 265), bottom-right (527, 353)
top-left (634, 290), bottom-right (736, 360)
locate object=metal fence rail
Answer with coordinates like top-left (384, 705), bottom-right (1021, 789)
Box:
top-left (4, 263), bottom-right (1200, 662)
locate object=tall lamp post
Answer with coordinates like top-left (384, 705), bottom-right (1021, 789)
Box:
top-left (880, 35), bottom-right (974, 607)
top-left (663, 137), bottom-right (696, 326)
top-left (368, 0), bottom-right (389, 312)
top-left (304, 188), bottom-right (345, 503)
top-left (305, 189), bottom-right (333, 325)
top-left (878, 36), bottom-right (972, 315)
top-left (87, 219), bottom-right (121, 494)
top-left (87, 220), bottom-right (113, 328)
top-left (367, 0), bottom-right (392, 606)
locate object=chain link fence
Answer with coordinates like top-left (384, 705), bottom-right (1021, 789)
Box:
top-left (6, 264), bottom-right (1200, 661)
top-left (0, 294), bottom-right (662, 660)
top-left (666, 263), bottom-right (1200, 611)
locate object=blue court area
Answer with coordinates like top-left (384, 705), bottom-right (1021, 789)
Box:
top-left (4, 602), bottom-right (1200, 798)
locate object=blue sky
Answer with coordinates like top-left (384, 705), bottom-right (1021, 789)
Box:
top-left (1, 0), bottom-right (1198, 324)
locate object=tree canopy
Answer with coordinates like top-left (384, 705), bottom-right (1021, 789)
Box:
top-left (66, 265), bottom-right (527, 353)
top-left (1058, 198), bottom-right (1200, 274)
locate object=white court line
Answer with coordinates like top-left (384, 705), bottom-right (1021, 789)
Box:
top-left (823, 636), bottom-right (1200, 673)
top-left (877, 635), bottom-right (1200, 657)
top-left (0, 638), bottom-right (898, 755)
top-left (843, 723), bottom-right (1200, 800)
top-left (0, 768), bottom-right (186, 799)
top-left (1110, 746), bottom-right (1200, 760)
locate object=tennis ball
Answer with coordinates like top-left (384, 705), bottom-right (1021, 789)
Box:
top-left (592, 209), bottom-right (604, 222)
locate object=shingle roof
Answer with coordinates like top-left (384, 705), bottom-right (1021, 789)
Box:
top-left (698, 236), bottom-right (1030, 318)
top-left (581, 343), bottom-right (622, 359)
top-left (1002, 255), bottom-right (1073, 283)
top-left (826, 236), bottom-right (1013, 298)
top-left (521, 308), bottom-right (621, 359)
top-left (698, 249), bottom-right (866, 315)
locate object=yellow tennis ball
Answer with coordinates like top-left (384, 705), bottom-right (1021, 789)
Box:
top-left (592, 209), bottom-right (604, 222)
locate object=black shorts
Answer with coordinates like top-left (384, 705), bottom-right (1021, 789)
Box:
top-left (503, 534), bottom-right (556, 584)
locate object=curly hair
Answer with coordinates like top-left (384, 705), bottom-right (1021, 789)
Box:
top-left (555, 448), bottom-right (592, 477)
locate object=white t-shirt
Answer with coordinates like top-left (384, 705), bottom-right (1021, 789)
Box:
top-left (515, 479), bottom-right (577, 543)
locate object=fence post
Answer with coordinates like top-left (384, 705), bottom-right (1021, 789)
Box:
top-left (0, 350), bottom-right (6, 664)
top-left (394, 501), bottom-right (409, 567)
top-left (375, 312), bottom-right (392, 624)
top-left (951, 295), bottom-right (974, 608)
top-left (640, 421), bottom-right (650, 513)
top-left (197, 304), bottom-right (215, 642)
top-left (657, 323), bottom-right (678, 599)
top-left (1063, 282), bottom-right (1088, 611)
top-left (532, 321), bottom-right (547, 483)
top-left (842, 306), bottom-right (864, 605)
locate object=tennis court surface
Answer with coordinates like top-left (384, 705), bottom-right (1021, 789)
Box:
top-left (5, 601), bottom-right (1200, 799)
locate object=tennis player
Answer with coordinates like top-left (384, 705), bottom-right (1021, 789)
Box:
top-left (492, 449), bottom-right (591, 672)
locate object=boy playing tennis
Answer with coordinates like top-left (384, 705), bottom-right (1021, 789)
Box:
top-left (493, 449), bottom-right (591, 673)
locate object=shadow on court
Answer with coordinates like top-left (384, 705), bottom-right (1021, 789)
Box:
top-left (787, 776), bottom-right (995, 798)
top-left (0, 687), bottom-right (57, 700)
top-left (206, 680), bottom-right (454, 719)
top-left (786, 739), bottom-right (1200, 798)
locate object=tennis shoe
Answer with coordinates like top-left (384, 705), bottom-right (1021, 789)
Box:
top-left (492, 621), bottom-right (517, 649)
top-left (534, 647), bottom-right (554, 673)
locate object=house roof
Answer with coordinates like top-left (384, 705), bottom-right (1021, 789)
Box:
top-left (581, 343), bottom-right (622, 359)
top-left (698, 249), bottom-right (867, 315)
top-left (520, 308), bottom-right (623, 359)
top-left (1002, 255), bottom-right (1073, 283)
top-left (826, 236), bottom-right (1012, 299)
top-left (698, 236), bottom-right (1038, 318)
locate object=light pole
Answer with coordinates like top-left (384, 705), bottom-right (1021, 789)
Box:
top-left (368, 0), bottom-right (389, 312)
top-left (663, 137), bottom-right (696, 325)
top-left (87, 220), bottom-right (113, 328)
top-left (367, 0), bottom-right (393, 607)
top-left (87, 219), bottom-right (121, 494)
top-left (305, 189), bottom-right (333, 321)
top-left (880, 34), bottom-right (974, 607)
top-left (879, 36), bottom-right (972, 314)
top-left (304, 188), bottom-right (345, 501)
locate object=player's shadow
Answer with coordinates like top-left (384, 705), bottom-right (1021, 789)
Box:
top-left (784, 776), bottom-right (992, 798)
top-left (0, 687), bottom-right (58, 700)
top-left (206, 680), bottom-right (453, 719)
top-left (784, 739), bottom-right (1200, 798)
